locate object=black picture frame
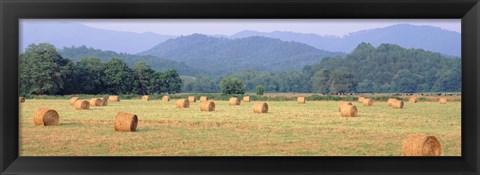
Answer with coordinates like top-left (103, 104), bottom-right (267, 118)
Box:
top-left (1, 0), bottom-right (479, 174)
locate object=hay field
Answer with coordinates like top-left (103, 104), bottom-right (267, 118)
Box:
top-left (19, 98), bottom-right (461, 156)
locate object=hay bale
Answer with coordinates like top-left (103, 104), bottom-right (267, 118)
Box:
top-left (391, 100), bottom-right (404, 109)
top-left (33, 108), bottom-right (59, 126)
top-left (362, 98), bottom-right (373, 106)
top-left (340, 105), bottom-right (358, 117)
top-left (142, 95), bottom-right (149, 101)
top-left (176, 99), bottom-right (190, 108)
top-left (200, 101), bottom-right (215, 112)
top-left (229, 97), bottom-right (241, 106)
top-left (297, 96), bottom-right (305, 104)
top-left (162, 96), bottom-right (170, 102)
top-left (101, 97), bottom-right (108, 106)
top-left (90, 98), bottom-right (103, 107)
top-left (188, 96), bottom-right (196, 103)
top-left (69, 97), bottom-right (79, 106)
top-left (243, 96), bottom-right (251, 102)
top-left (358, 96), bottom-right (365, 103)
top-left (253, 102), bottom-right (268, 113)
top-left (200, 96), bottom-right (208, 102)
top-left (338, 101), bottom-right (353, 112)
top-left (114, 112), bottom-right (138, 132)
top-left (19, 97), bottom-right (25, 103)
top-left (387, 98), bottom-right (396, 107)
top-left (409, 97), bottom-right (417, 103)
top-left (74, 100), bottom-right (90, 110)
top-left (439, 97), bottom-right (447, 104)
top-left (402, 134), bottom-right (442, 156)
top-left (108, 95), bottom-right (120, 102)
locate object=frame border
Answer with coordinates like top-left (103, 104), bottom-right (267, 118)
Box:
top-left (1, 0), bottom-right (479, 174)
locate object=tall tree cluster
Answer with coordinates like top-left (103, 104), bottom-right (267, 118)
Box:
top-left (19, 43), bottom-right (182, 96)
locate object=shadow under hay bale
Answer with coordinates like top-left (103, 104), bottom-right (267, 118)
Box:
top-left (114, 112), bottom-right (138, 132)
top-left (362, 98), bottom-right (373, 106)
top-left (109, 96), bottom-right (120, 102)
top-left (162, 96), bottom-right (170, 102)
top-left (19, 97), bottom-right (25, 103)
top-left (200, 101), bottom-right (215, 112)
top-left (253, 102), bottom-right (268, 113)
top-left (176, 99), bottom-right (190, 108)
top-left (200, 96), bottom-right (208, 102)
top-left (402, 134), bottom-right (442, 156)
top-left (439, 97), bottom-right (447, 104)
top-left (74, 100), bottom-right (90, 110)
top-left (338, 101), bottom-right (352, 112)
top-left (391, 100), bottom-right (404, 109)
top-left (90, 98), bottom-right (103, 107)
top-left (142, 95), bottom-right (149, 101)
top-left (340, 105), bottom-right (358, 117)
top-left (243, 96), bottom-right (250, 102)
top-left (34, 108), bottom-right (59, 126)
top-left (297, 96), bottom-right (305, 104)
top-left (69, 97), bottom-right (79, 106)
top-left (188, 96), bottom-right (196, 103)
top-left (229, 97), bottom-right (241, 106)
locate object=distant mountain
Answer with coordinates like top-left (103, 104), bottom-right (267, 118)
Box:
top-left (140, 34), bottom-right (344, 74)
top-left (230, 24), bottom-right (461, 57)
top-left (21, 22), bottom-right (175, 54)
top-left (59, 46), bottom-right (205, 76)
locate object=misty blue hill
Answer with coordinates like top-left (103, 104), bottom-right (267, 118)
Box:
top-left (140, 34), bottom-right (344, 74)
top-left (230, 24), bottom-right (460, 57)
top-left (59, 46), bottom-right (205, 76)
top-left (21, 22), bottom-right (175, 54)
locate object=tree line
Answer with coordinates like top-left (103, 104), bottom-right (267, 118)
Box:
top-left (19, 43), bottom-right (182, 96)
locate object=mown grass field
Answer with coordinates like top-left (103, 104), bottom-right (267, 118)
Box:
top-left (19, 97), bottom-right (461, 156)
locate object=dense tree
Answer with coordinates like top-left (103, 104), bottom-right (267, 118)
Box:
top-left (133, 61), bottom-right (156, 95)
top-left (74, 57), bottom-right (105, 94)
top-left (328, 68), bottom-right (357, 94)
top-left (157, 69), bottom-right (183, 94)
top-left (19, 43), bottom-right (74, 95)
top-left (256, 85), bottom-right (265, 95)
top-left (220, 78), bottom-right (245, 94)
top-left (311, 69), bottom-right (331, 94)
top-left (103, 58), bottom-right (135, 94)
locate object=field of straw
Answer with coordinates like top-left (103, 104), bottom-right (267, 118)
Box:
top-left (19, 97), bottom-right (461, 156)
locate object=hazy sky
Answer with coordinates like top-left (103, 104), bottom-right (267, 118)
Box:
top-left (76, 19), bottom-right (461, 36)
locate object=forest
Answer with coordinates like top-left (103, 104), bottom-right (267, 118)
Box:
top-left (19, 42), bottom-right (461, 96)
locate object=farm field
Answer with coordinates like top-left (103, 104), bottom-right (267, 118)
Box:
top-left (19, 97), bottom-right (461, 156)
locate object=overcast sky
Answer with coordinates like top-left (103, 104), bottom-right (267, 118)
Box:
top-left (23, 19), bottom-right (461, 37)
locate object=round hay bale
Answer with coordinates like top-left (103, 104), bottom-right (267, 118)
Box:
top-left (358, 96), bottom-right (365, 103)
top-left (253, 102), bottom-right (268, 113)
top-left (402, 134), bottom-right (442, 156)
top-left (69, 97), bottom-right (79, 106)
top-left (200, 96), bottom-right (208, 102)
top-left (74, 100), bottom-right (90, 110)
top-left (188, 96), bottom-right (196, 103)
top-left (409, 97), bottom-right (417, 103)
top-left (243, 96), bottom-right (251, 102)
top-left (229, 97), bottom-right (241, 106)
top-left (142, 95), bottom-right (149, 101)
top-left (340, 105), bottom-right (358, 117)
top-left (176, 99), bottom-right (190, 108)
top-left (362, 98), bottom-right (373, 106)
top-left (297, 96), bottom-right (305, 104)
top-left (391, 100), bottom-right (404, 109)
top-left (439, 97), bottom-right (447, 104)
top-left (33, 108), bottom-right (59, 126)
top-left (162, 96), bottom-right (170, 102)
top-left (90, 98), bottom-right (103, 107)
top-left (338, 101), bottom-right (353, 112)
top-left (108, 96), bottom-right (120, 102)
top-left (114, 112), bottom-right (138, 132)
top-left (101, 97), bottom-right (108, 106)
top-left (19, 97), bottom-right (26, 103)
top-left (200, 101), bottom-right (215, 112)
top-left (387, 98), bottom-right (396, 107)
